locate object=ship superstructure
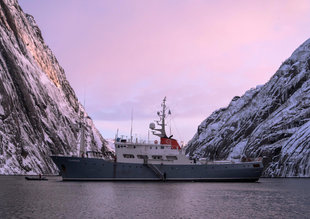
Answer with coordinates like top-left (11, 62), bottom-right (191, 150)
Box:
top-left (115, 97), bottom-right (189, 165)
top-left (51, 98), bottom-right (264, 182)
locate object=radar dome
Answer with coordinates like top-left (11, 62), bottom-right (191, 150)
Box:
top-left (149, 123), bottom-right (155, 130)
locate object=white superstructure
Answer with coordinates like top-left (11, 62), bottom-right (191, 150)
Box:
top-left (115, 141), bottom-right (193, 165)
top-left (115, 97), bottom-right (193, 165)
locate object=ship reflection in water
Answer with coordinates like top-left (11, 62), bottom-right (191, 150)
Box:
top-left (0, 176), bottom-right (309, 218)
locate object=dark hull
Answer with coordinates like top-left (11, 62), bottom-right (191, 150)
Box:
top-left (25, 176), bottom-right (48, 181)
top-left (51, 156), bottom-right (263, 182)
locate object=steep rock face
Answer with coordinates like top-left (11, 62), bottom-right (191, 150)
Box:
top-left (0, 0), bottom-right (111, 174)
top-left (186, 38), bottom-right (310, 177)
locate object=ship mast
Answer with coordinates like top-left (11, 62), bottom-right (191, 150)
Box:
top-left (79, 110), bottom-right (85, 157)
top-left (152, 97), bottom-right (168, 138)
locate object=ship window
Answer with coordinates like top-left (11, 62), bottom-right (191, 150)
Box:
top-left (150, 147), bottom-right (152, 149)
top-left (134, 146), bottom-right (136, 148)
top-left (166, 156), bottom-right (177, 160)
top-left (137, 155), bottom-right (148, 159)
top-left (117, 145), bottom-right (120, 148)
top-left (161, 146), bottom-right (164, 149)
top-left (152, 155), bottom-right (162, 160)
top-left (156, 147), bottom-right (158, 149)
top-left (123, 154), bottom-right (135, 158)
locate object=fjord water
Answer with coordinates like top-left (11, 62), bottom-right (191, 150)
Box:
top-left (0, 177), bottom-right (309, 219)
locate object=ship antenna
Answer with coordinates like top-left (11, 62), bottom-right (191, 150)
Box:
top-left (169, 117), bottom-right (172, 137)
top-left (162, 96), bottom-right (167, 137)
top-left (130, 108), bottom-right (133, 143)
top-left (79, 88), bottom-right (86, 157)
top-left (83, 88), bottom-right (86, 110)
top-left (151, 97), bottom-right (168, 138)
top-left (115, 128), bottom-right (119, 141)
top-left (79, 109), bottom-right (85, 157)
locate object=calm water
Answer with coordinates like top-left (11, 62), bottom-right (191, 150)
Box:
top-left (0, 176), bottom-right (309, 219)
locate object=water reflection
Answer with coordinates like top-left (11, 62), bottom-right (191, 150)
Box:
top-left (0, 177), bottom-right (309, 218)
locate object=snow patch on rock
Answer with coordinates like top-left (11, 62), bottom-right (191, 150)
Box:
top-left (186, 38), bottom-right (310, 177)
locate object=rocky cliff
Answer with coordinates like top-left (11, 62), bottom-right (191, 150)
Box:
top-left (186, 39), bottom-right (310, 177)
top-left (0, 0), bottom-right (111, 174)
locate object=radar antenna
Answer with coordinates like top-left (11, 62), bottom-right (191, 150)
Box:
top-left (150, 97), bottom-right (168, 138)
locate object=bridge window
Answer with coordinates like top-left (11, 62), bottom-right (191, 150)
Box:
top-left (166, 156), bottom-right (177, 160)
top-left (123, 154), bottom-right (135, 158)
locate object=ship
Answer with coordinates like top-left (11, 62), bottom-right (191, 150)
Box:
top-left (51, 97), bottom-right (264, 182)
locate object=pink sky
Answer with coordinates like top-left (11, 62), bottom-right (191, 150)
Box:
top-left (20, 0), bottom-right (310, 142)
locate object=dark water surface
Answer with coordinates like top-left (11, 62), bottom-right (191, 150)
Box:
top-left (0, 176), bottom-right (309, 219)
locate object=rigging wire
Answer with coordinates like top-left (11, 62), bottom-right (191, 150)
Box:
top-left (171, 114), bottom-right (184, 144)
top-left (166, 101), bottom-right (184, 144)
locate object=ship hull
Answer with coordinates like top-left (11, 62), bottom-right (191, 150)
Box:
top-left (51, 156), bottom-right (263, 182)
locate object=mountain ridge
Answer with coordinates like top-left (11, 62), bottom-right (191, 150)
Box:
top-left (186, 38), bottom-right (310, 177)
top-left (0, 0), bottom-right (111, 174)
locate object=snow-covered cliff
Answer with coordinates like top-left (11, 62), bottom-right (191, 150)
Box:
top-left (0, 0), bottom-right (112, 174)
top-left (186, 39), bottom-right (310, 177)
